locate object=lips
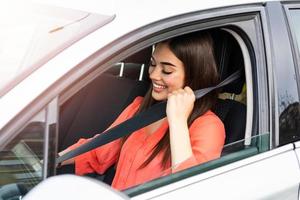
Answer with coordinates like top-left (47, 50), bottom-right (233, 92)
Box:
top-left (153, 83), bottom-right (166, 89)
top-left (152, 82), bottom-right (167, 93)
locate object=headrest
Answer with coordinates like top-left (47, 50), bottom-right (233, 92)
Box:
top-left (123, 47), bottom-right (152, 64)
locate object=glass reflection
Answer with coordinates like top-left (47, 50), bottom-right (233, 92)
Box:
top-left (280, 9), bottom-right (300, 145)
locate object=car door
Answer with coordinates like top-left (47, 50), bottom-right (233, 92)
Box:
top-left (124, 2), bottom-right (300, 200)
top-left (53, 2), bottom-right (300, 199)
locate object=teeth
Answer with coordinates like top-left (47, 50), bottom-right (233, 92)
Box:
top-left (153, 83), bottom-right (166, 89)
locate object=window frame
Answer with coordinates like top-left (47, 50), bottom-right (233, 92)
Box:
top-left (0, 2), bottom-right (270, 197)
top-left (58, 5), bottom-right (269, 197)
top-left (265, 2), bottom-right (300, 146)
top-left (60, 5), bottom-right (268, 141)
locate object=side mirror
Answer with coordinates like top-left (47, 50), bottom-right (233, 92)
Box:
top-left (23, 175), bottom-right (129, 200)
top-left (0, 183), bottom-right (27, 200)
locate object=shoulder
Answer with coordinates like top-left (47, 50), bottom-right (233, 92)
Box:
top-left (122, 96), bottom-right (144, 117)
top-left (131, 96), bottom-right (144, 106)
top-left (191, 110), bottom-right (224, 128)
top-left (189, 110), bottom-right (225, 138)
top-left (108, 96), bottom-right (144, 128)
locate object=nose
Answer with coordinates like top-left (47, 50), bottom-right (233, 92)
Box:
top-left (149, 66), bottom-right (161, 81)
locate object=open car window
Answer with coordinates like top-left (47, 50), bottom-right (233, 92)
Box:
top-left (56, 6), bottom-right (270, 196)
top-left (58, 27), bottom-right (251, 179)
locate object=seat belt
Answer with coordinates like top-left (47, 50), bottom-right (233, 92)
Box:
top-left (57, 69), bottom-right (242, 164)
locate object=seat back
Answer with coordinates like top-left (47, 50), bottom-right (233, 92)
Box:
top-left (58, 74), bottom-right (149, 151)
top-left (214, 99), bottom-right (246, 144)
top-left (211, 29), bottom-right (247, 145)
top-left (59, 46), bottom-right (152, 151)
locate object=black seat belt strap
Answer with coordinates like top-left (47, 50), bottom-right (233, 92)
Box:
top-left (57, 69), bottom-right (242, 164)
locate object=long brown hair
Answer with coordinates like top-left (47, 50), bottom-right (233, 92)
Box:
top-left (123, 31), bottom-right (219, 169)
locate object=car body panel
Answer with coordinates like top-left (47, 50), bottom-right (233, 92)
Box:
top-left (131, 144), bottom-right (300, 200)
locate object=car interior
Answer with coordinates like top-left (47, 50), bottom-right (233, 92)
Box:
top-left (56, 28), bottom-right (248, 185)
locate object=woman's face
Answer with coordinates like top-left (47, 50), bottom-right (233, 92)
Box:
top-left (149, 43), bottom-right (185, 101)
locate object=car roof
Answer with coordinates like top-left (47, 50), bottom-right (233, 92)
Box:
top-left (39, 0), bottom-right (272, 16)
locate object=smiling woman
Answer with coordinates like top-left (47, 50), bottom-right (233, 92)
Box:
top-left (149, 43), bottom-right (185, 101)
top-left (58, 31), bottom-right (225, 190)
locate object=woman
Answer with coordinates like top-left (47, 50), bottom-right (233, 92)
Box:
top-left (60, 31), bottom-right (225, 190)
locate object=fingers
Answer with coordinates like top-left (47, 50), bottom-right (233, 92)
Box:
top-left (166, 86), bottom-right (195, 122)
top-left (168, 86), bottom-right (195, 98)
top-left (184, 86), bottom-right (194, 94)
top-left (168, 89), bottom-right (184, 96)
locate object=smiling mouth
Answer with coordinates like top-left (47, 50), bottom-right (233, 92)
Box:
top-left (153, 83), bottom-right (167, 89)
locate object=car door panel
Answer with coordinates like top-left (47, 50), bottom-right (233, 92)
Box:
top-left (132, 144), bottom-right (300, 200)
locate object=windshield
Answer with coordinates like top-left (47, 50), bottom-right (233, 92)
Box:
top-left (0, 1), bottom-right (114, 96)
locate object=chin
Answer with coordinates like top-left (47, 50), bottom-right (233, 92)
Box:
top-left (151, 91), bottom-right (167, 101)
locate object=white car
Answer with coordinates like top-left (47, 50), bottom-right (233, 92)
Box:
top-left (1, 0), bottom-right (300, 199)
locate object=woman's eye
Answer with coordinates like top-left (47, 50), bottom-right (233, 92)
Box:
top-left (162, 70), bottom-right (172, 75)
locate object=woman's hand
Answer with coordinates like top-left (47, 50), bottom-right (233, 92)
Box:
top-left (166, 86), bottom-right (195, 124)
top-left (167, 86), bottom-right (195, 167)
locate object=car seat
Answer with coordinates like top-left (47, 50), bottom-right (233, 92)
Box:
top-left (57, 47), bottom-right (152, 180)
top-left (211, 29), bottom-right (247, 146)
top-left (58, 47), bottom-right (152, 152)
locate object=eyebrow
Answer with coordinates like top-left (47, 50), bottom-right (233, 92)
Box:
top-left (160, 61), bottom-right (176, 67)
top-left (151, 56), bottom-right (176, 67)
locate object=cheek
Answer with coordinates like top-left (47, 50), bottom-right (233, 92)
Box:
top-left (163, 74), bottom-right (185, 91)
top-left (148, 66), bottom-right (154, 75)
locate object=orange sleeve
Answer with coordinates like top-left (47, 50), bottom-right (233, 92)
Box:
top-left (173, 112), bottom-right (225, 173)
top-left (67, 97), bottom-right (143, 175)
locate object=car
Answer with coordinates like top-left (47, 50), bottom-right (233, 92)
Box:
top-left (1, 0), bottom-right (300, 199)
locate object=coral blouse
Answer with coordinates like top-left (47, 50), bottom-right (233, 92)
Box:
top-left (68, 97), bottom-right (225, 190)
